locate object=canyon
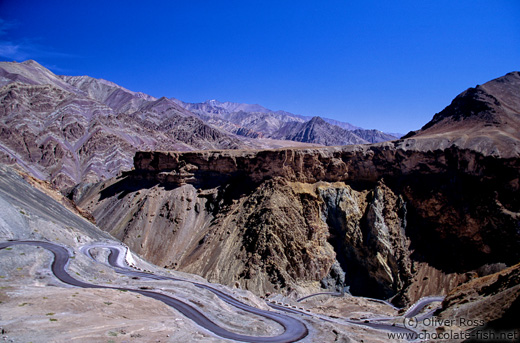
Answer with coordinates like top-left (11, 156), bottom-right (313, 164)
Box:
top-left (77, 73), bottom-right (520, 311)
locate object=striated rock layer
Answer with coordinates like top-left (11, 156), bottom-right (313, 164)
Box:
top-left (0, 60), bottom-right (298, 190)
top-left (0, 60), bottom-right (396, 191)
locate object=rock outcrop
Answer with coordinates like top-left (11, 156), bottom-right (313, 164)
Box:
top-left (77, 172), bottom-right (415, 298)
top-left (435, 263), bottom-right (520, 338)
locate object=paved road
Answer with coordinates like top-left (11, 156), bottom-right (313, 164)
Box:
top-left (403, 296), bottom-right (445, 319)
top-left (1, 240), bottom-right (308, 343)
top-left (297, 292), bottom-right (343, 302)
top-left (88, 244), bottom-right (310, 342)
top-left (3, 240), bottom-right (430, 341)
top-left (297, 289), bottom-right (442, 318)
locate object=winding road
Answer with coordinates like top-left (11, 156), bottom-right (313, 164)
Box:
top-left (296, 292), bottom-right (343, 302)
top-left (1, 240), bottom-right (308, 343)
top-left (403, 296), bottom-right (445, 319)
top-left (82, 243), bottom-right (425, 338)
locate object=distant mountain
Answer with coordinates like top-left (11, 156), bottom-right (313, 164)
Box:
top-left (352, 129), bottom-right (397, 143)
top-left (174, 99), bottom-right (306, 137)
top-left (176, 99), bottom-right (273, 116)
top-left (321, 117), bottom-right (360, 131)
top-left (271, 116), bottom-right (368, 145)
top-left (176, 99), bottom-right (397, 144)
top-left (292, 114), bottom-right (360, 131)
top-left (0, 60), bottom-right (401, 189)
top-left (85, 70), bottom-right (520, 304)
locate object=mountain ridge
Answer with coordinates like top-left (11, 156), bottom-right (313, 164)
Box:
top-left (176, 97), bottom-right (399, 144)
top-left (403, 70), bottom-right (520, 157)
top-left (1, 60), bottom-right (519, 340)
top-left (76, 69), bottom-right (520, 302)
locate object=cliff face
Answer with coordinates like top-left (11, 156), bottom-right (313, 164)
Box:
top-left (77, 172), bottom-right (414, 298)
top-left (435, 263), bottom-right (520, 337)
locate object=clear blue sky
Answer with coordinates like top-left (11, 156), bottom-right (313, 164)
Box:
top-left (1, 1), bottom-right (519, 133)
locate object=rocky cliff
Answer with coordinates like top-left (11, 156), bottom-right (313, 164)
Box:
top-left (78, 143), bottom-right (519, 303)
top-left (434, 263), bottom-right (520, 338)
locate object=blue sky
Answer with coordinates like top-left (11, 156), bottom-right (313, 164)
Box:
top-left (1, 1), bottom-right (519, 133)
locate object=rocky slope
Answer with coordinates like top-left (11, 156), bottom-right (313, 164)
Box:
top-left (403, 71), bottom-right (520, 158)
top-left (434, 263), bottom-right (520, 340)
top-left (76, 71), bottom-right (520, 310)
top-left (0, 164), bottom-right (407, 343)
top-left (269, 116), bottom-right (367, 145)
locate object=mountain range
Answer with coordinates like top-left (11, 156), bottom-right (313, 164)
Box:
top-left (70, 69), bottom-right (520, 337)
top-left (0, 60), bottom-right (397, 190)
top-left (175, 98), bottom-right (397, 142)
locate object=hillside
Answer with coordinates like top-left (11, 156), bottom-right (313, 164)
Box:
top-left (403, 71), bottom-right (520, 157)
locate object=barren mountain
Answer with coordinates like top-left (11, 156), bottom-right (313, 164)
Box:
top-left (403, 71), bottom-right (520, 157)
top-left (176, 99), bottom-right (275, 116)
top-left (352, 128), bottom-right (398, 143)
top-left (271, 116), bottom-right (369, 145)
top-left (76, 71), bottom-right (520, 320)
top-left (177, 99), bottom-right (307, 138)
top-left (0, 60), bottom-right (394, 191)
top-left (60, 74), bottom-right (158, 113)
top-left (212, 110), bottom-right (306, 138)
top-left (1, 60), bottom-right (519, 341)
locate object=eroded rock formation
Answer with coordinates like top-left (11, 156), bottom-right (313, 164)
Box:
top-left (77, 143), bottom-right (519, 303)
